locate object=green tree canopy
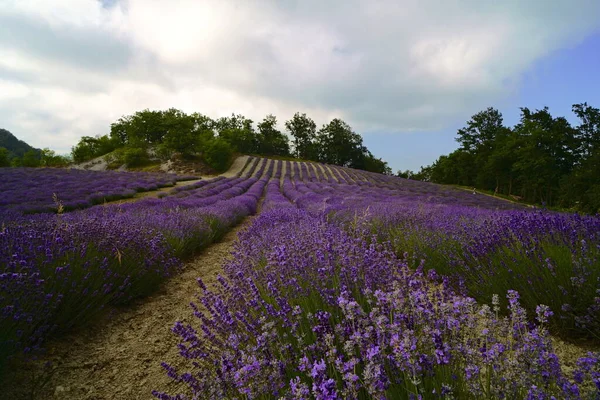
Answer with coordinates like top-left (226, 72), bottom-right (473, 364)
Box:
top-left (285, 112), bottom-right (318, 160)
top-left (41, 148), bottom-right (71, 167)
top-left (0, 147), bottom-right (10, 167)
top-left (71, 135), bottom-right (120, 163)
top-left (215, 114), bottom-right (258, 154)
top-left (423, 103), bottom-right (600, 211)
top-left (316, 118), bottom-right (364, 167)
top-left (22, 149), bottom-right (41, 167)
top-left (256, 114), bottom-right (290, 157)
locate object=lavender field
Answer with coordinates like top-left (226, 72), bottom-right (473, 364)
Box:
top-left (1, 157), bottom-right (599, 399)
top-left (0, 167), bottom-right (198, 215)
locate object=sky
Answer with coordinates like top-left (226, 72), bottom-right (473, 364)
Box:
top-left (1, 0), bottom-right (599, 172)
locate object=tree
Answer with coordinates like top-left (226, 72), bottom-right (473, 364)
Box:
top-left (110, 109), bottom-right (168, 146)
top-left (361, 152), bottom-right (392, 174)
top-left (256, 114), bottom-right (290, 156)
top-left (412, 165), bottom-right (433, 182)
top-left (512, 107), bottom-right (578, 204)
top-left (481, 130), bottom-right (519, 195)
top-left (162, 108), bottom-right (197, 156)
top-left (191, 113), bottom-right (215, 150)
top-left (0, 147), bottom-right (10, 167)
top-left (561, 151), bottom-right (600, 213)
top-left (123, 147), bottom-right (149, 167)
top-left (203, 138), bottom-right (233, 172)
top-left (456, 107), bottom-right (505, 153)
top-left (285, 112), bottom-right (317, 159)
top-left (316, 118), bottom-right (364, 167)
top-left (22, 149), bottom-right (41, 167)
top-left (396, 169), bottom-right (414, 179)
top-left (71, 135), bottom-right (119, 163)
top-left (41, 148), bottom-right (70, 167)
top-left (429, 150), bottom-right (475, 186)
top-left (572, 102), bottom-right (600, 159)
top-left (453, 107), bottom-right (512, 190)
top-left (561, 103), bottom-right (600, 212)
top-left (215, 114), bottom-right (258, 154)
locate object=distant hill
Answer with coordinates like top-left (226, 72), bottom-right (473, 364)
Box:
top-left (0, 129), bottom-right (41, 158)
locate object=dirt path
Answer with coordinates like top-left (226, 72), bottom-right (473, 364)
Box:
top-left (110, 178), bottom-right (205, 205)
top-left (316, 163), bottom-right (336, 182)
top-left (1, 219), bottom-right (255, 400)
top-left (279, 160), bottom-right (287, 185)
top-left (98, 156), bottom-right (250, 206)
top-left (221, 155), bottom-right (250, 178)
top-left (453, 186), bottom-right (534, 208)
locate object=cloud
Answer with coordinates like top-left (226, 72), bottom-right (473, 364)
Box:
top-left (0, 0), bottom-right (598, 154)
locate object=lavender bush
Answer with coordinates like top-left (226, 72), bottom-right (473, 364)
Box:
top-left (2, 158), bottom-right (599, 398)
top-left (156, 209), bottom-right (600, 399)
top-left (0, 167), bottom-right (198, 215)
top-left (0, 164), bottom-right (267, 372)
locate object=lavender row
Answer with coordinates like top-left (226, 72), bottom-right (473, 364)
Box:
top-left (118, 159), bottom-right (272, 211)
top-left (0, 167), bottom-right (198, 215)
top-left (277, 166), bottom-right (600, 338)
top-left (157, 208), bottom-right (600, 399)
top-left (0, 172), bottom-right (268, 372)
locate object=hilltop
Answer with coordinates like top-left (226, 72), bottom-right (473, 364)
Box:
top-left (0, 128), bottom-right (41, 158)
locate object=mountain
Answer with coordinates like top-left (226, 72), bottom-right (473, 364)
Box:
top-left (0, 129), bottom-right (41, 158)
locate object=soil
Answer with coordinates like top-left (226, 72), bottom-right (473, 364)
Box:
top-left (220, 155), bottom-right (249, 178)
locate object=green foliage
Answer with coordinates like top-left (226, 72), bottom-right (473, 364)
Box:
top-left (162, 108), bottom-right (197, 156)
top-left (430, 151), bottom-right (475, 185)
top-left (356, 151), bottom-right (392, 174)
top-left (0, 129), bottom-right (41, 158)
top-left (0, 147), bottom-right (9, 167)
top-left (74, 108), bottom-right (388, 175)
top-left (256, 114), bottom-right (290, 156)
top-left (71, 135), bottom-right (120, 163)
top-left (285, 112), bottom-right (318, 159)
top-left (154, 143), bottom-right (174, 161)
top-left (10, 157), bottom-right (22, 167)
top-left (316, 118), bottom-right (365, 167)
top-left (110, 109), bottom-right (167, 146)
top-left (104, 147), bottom-right (125, 168)
top-left (425, 103), bottom-right (600, 211)
top-left (203, 138), bottom-right (233, 172)
top-left (561, 150), bottom-right (600, 214)
top-left (123, 147), bottom-right (149, 167)
top-left (22, 149), bottom-right (41, 167)
top-left (215, 114), bottom-right (258, 154)
top-left (190, 112), bottom-right (215, 150)
top-left (572, 102), bottom-right (600, 158)
top-left (40, 148), bottom-right (71, 167)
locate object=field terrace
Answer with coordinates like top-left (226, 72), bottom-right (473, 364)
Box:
top-left (1, 157), bottom-right (599, 399)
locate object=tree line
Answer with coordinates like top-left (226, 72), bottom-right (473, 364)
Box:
top-left (0, 147), bottom-right (70, 168)
top-left (400, 103), bottom-right (600, 213)
top-left (71, 109), bottom-right (391, 174)
top-left (0, 128), bottom-right (71, 168)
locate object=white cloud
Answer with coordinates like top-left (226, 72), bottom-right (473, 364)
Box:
top-left (0, 0), bottom-right (599, 154)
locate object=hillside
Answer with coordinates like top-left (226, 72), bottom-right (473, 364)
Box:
top-left (0, 128), bottom-right (41, 158)
top-left (72, 149), bottom-right (220, 175)
top-left (1, 157), bottom-right (598, 399)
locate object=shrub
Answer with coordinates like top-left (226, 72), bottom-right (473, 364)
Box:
top-left (155, 144), bottom-right (174, 161)
top-left (203, 138), bottom-right (233, 172)
top-left (123, 147), bottom-right (149, 168)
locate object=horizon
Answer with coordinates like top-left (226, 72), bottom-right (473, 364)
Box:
top-left (1, 0), bottom-right (599, 172)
